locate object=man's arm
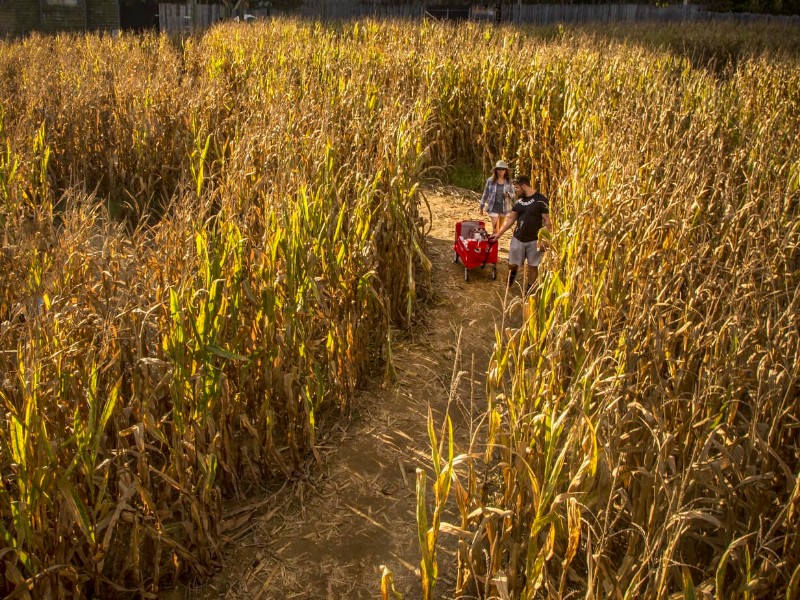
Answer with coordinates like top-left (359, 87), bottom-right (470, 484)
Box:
top-left (490, 211), bottom-right (517, 241)
top-left (537, 214), bottom-right (552, 250)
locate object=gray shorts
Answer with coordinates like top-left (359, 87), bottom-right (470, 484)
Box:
top-left (508, 237), bottom-right (544, 267)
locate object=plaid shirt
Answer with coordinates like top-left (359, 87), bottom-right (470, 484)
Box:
top-left (480, 177), bottom-right (514, 214)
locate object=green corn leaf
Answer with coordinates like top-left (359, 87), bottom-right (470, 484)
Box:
top-left (207, 345), bottom-right (249, 362)
top-left (60, 480), bottom-right (95, 544)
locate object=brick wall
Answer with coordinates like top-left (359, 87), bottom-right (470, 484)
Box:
top-left (0, 0), bottom-right (119, 35)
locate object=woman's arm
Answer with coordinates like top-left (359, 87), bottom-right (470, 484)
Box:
top-left (479, 178), bottom-right (491, 213)
top-left (503, 182), bottom-right (514, 212)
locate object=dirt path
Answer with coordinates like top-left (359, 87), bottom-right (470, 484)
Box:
top-left (168, 187), bottom-right (516, 599)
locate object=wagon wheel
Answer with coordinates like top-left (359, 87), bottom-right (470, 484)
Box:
top-left (464, 268), bottom-right (469, 282)
top-left (491, 265), bottom-right (497, 280)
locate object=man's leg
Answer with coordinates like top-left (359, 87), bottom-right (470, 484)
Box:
top-left (525, 265), bottom-right (538, 295)
top-left (525, 244), bottom-right (545, 294)
top-left (507, 237), bottom-right (524, 288)
top-left (508, 264), bottom-right (519, 287)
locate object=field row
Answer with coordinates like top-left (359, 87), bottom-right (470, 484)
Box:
top-left (1, 20), bottom-right (798, 598)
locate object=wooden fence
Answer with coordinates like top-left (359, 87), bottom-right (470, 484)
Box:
top-left (159, 2), bottom-right (225, 33)
top-left (156, 2), bottom-right (800, 33)
top-left (508, 3), bottom-right (800, 24)
top-left (510, 3), bottom-right (699, 23)
top-left (296, 0), bottom-right (425, 19)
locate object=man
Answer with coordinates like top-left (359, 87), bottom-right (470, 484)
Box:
top-left (489, 175), bottom-right (551, 292)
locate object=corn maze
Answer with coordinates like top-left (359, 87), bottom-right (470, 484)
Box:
top-left (0, 19), bottom-right (798, 599)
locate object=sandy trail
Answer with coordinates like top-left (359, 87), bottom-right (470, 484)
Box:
top-left (167, 187), bottom-right (519, 599)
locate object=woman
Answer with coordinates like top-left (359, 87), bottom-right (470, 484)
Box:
top-left (479, 160), bottom-right (514, 234)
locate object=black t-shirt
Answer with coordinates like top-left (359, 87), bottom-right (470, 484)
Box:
top-left (511, 193), bottom-right (549, 243)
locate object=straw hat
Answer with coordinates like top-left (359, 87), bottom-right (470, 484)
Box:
top-left (494, 160), bottom-right (509, 170)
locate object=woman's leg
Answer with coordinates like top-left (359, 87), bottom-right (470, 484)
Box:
top-left (490, 215), bottom-right (500, 234)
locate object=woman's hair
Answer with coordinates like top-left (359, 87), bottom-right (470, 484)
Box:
top-left (491, 166), bottom-right (509, 184)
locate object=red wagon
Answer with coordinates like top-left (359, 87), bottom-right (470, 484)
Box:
top-left (453, 220), bottom-right (498, 282)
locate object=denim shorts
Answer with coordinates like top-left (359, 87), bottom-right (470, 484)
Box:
top-left (508, 237), bottom-right (544, 267)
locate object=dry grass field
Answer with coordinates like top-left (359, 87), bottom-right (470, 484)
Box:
top-left (0, 19), bottom-right (798, 599)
